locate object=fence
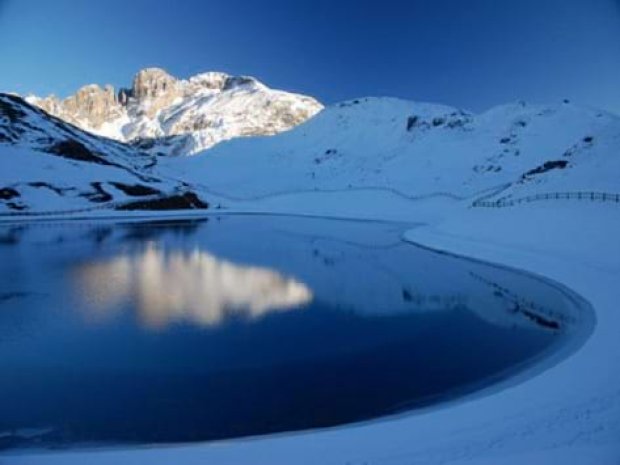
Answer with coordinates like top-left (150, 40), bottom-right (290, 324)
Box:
top-left (473, 191), bottom-right (620, 208)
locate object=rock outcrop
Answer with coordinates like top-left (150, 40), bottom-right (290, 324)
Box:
top-left (130, 68), bottom-right (181, 117)
top-left (25, 68), bottom-right (323, 156)
top-left (33, 84), bottom-right (123, 130)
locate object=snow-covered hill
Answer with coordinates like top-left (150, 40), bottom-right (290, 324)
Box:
top-left (4, 92), bottom-right (619, 219)
top-left (0, 93), bottom-right (207, 214)
top-left (26, 68), bottom-right (323, 156)
top-left (3, 89), bottom-right (620, 465)
top-left (163, 97), bottom-right (620, 210)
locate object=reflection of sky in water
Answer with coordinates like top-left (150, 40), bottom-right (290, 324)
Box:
top-left (74, 242), bottom-right (313, 328)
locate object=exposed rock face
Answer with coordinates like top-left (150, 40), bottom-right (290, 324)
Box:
top-left (132, 68), bottom-right (177, 100)
top-left (131, 68), bottom-right (181, 118)
top-left (25, 68), bottom-right (323, 156)
top-left (34, 85), bottom-right (123, 129)
top-left (67, 84), bottom-right (123, 127)
top-left (188, 72), bottom-right (228, 90)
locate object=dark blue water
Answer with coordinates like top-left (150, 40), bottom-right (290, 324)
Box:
top-left (0, 216), bottom-right (583, 449)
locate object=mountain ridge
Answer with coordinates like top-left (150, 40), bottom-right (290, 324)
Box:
top-left (0, 93), bottom-right (208, 213)
top-left (3, 89), bottom-right (619, 219)
top-left (162, 96), bottom-right (620, 211)
top-left (25, 68), bottom-right (323, 156)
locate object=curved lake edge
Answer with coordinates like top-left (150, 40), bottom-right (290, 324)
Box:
top-left (0, 213), bottom-right (597, 455)
top-left (398, 233), bottom-right (596, 410)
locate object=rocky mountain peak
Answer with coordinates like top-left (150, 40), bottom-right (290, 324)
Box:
top-left (30, 83), bottom-right (123, 129)
top-left (222, 75), bottom-right (264, 92)
top-left (131, 68), bottom-right (178, 101)
top-left (25, 67), bottom-right (324, 156)
top-left (67, 84), bottom-right (120, 125)
top-left (187, 72), bottom-right (229, 91)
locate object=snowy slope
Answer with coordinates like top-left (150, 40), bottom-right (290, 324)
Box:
top-left (26, 69), bottom-right (323, 156)
top-left (4, 92), bottom-right (619, 221)
top-left (163, 97), bottom-right (620, 208)
top-left (2, 91), bottom-right (620, 465)
top-left (0, 94), bottom-right (208, 214)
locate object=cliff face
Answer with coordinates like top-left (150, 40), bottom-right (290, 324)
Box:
top-left (130, 68), bottom-right (181, 118)
top-left (26, 68), bottom-right (323, 156)
top-left (33, 84), bottom-right (123, 129)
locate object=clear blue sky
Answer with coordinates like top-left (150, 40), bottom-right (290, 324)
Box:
top-left (1, 0), bottom-right (619, 113)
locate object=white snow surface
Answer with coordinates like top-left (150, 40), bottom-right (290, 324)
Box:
top-left (163, 97), bottom-right (620, 204)
top-left (0, 94), bottom-right (202, 213)
top-left (2, 95), bottom-right (620, 464)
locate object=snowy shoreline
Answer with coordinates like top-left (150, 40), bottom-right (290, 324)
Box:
top-left (3, 55), bottom-right (620, 464)
top-left (3, 200), bottom-right (619, 465)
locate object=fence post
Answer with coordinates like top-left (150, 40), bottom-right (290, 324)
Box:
top-left (470, 190), bottom-right (620, 208)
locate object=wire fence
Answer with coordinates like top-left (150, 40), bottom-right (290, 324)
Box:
top-left (473, 191), bottom-right (620, 208)
top-left (4, 188), bottom-right (619, 217)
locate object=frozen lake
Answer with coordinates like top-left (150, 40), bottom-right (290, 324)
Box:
top-left (0, 216), bottom-right (588, 450)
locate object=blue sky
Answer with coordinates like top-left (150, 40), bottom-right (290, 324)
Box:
top-left (1, 0), bottom-right (619, 113)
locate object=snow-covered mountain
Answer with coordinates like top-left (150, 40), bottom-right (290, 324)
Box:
top-left (26, 68), bottom-right (323, 156)
top-left (163, 97), bottom-right (620, 209)
top-left (0, 93), bottom-right (208, 214)
top-left (4, 88), bottom-right (619, 218)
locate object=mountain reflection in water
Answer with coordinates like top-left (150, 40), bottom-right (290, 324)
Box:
top-left (74, 243), bottom-right (313, 328)
top-left (0, 217), bottom-right (591, 449)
